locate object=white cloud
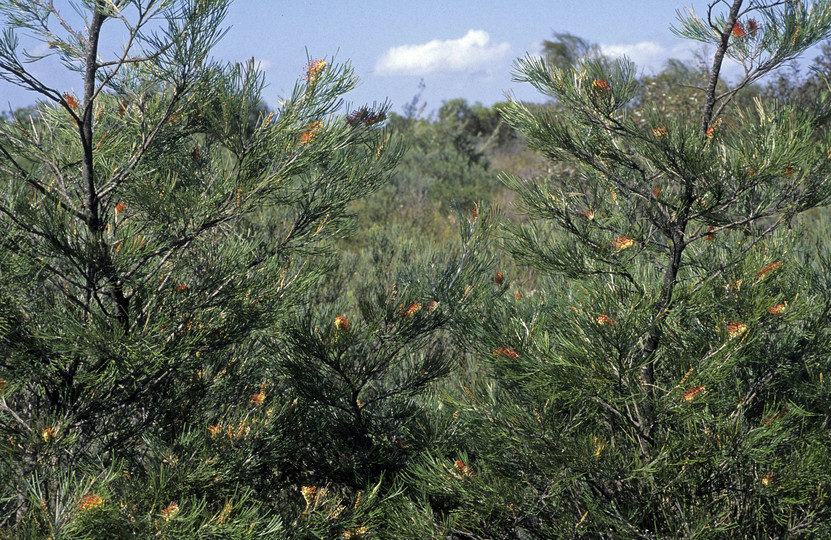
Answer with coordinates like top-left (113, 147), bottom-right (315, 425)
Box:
top-left (599, 41), bottom-right (695, 74)
top-left (375, 30), bottom-right (510, 76)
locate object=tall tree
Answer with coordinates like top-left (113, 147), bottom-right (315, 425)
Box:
top-left (0, 0), bottom-right (404, 536)
top-left (425, 1), bottom-right (831, 536)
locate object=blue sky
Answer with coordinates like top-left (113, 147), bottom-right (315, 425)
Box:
top-left (0, 1), bottom-right (818, 115)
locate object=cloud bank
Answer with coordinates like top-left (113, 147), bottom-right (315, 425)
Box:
top-left (375, 30), bottom-right (510, 76)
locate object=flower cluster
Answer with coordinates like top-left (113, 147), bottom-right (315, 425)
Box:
top-left (596, 315), bottom-right (617, 327)
top-left (305, 59), bottom-right (326, 82)
top-left (400, 302), bottom-right (422, 319)
top-left (334, 314), bottom-right (350, 331)
top-left (768, 303), bottom-right (787, 315)
top-left (682, 385), bottom-right (705, 401)
top-left (652, 126), bottom-right (669, 138)
top-left (610, 236), bottom-right (634, 251)
top-left (592, 79), bottom-right (611, 92)
top-left (299, 121), bottom-right (323, 144)
top-left (161, 502), bottom-right (179, 521)
top-left (78, 493), bottom-right (104, 512)
top-left (494, 346), bottom-right (520, 359)
top-left (756, 261), bottom-right (781, 280)
top-left (727, 321), bottom-right (747, 339)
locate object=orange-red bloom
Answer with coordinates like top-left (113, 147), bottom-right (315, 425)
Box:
top-left (494, 346), bottom-right (520, 359)
top-left (401, 302), bottom-right (422, 319)
top-left (592, 79), bottom-right (611, 92)
top-left (454, 459), bottom-right (475, 477)
top-left (596, 315), bottom-right (617, 327)
top-left (652, 126), bottom-right (669, 138)
top-left (64, 93), bottom-right (79, 109)
top-left (334, 314), bottom-right (350, 331)
top-left (250, 392), bottom-right (265, 406)
top-left (115, 202), bottom-right (126, 214)
top-left (768, 303), bottom-right (787, 315)
top-left (494, 272), bottom-right (504, 285)
top-left (757, 261), bottom-right (781, 280)
top-left (682, 385), bottom-right (705, 401)
top-left (732, 22), bottom-right (746, 38)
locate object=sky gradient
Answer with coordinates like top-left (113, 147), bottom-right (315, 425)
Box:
top-left (0, 1), bottom-right (818, 116)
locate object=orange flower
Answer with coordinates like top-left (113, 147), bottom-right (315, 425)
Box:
top-left (299, 121), bottom-right (322, 144)
top-left (768, 303), bottom-right (787, 315)
top-left (64, 93), bottom-right (79, 109)
top-left (592, 79), bottom-right (611, 92)
top-left (400, 302), bottom-right (422, 319)
top-left (208, 423), bottom-right (221, 437)
top-left (41, 426), bottom-right (58, 443)
top-left (334, 314), bottom-right (350, 331)
top-left (682, 385), bottom-right (705, 401)
top-left (653, 187), bottom-right (661, 199)
top-left (305, 59), bottom-right (326, 82)
top-left (761, 472), bottom-right (774, 487)
top-left (727, 321), bottom-right (748, 339)
top-left (494, 272), bottom-right (504, 285)
top-left (757, 261), bottom-right (781, 280)
top-left (250, 392), bottom-right (265, 406)
top-left (596, 315), bottom-right (617, 327)
top-left (494, 346), bottom-right (520, 359)
top-left (161, 502), bottom-right (179, 521)
top-left (78, 493), bottom-right (103, 512)
top-left (582, 208), bottom-right (595, 220)
top-left (731, 22), bottom-right (746, 38)
top-left (705, 226), bottom-right (716, 242)
top-left (454, 459), bottom-right (475, 477)
top-left (652, 126), bottom-right (669, 138)
top-left (175, 284), bottom-right (187, 292)
top-left (115, 202), bottom-right (126, 214)
top-left (610, 236), bottom-right (634, 251)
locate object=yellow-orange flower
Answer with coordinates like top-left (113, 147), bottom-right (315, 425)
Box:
top-left (652, 126), bottom-right (669, 138)
top-left (208, 423), bottom-right (221, 437)
top-left (301, 486), bottom-right (317, 506)
top-left (400, 302), bottom-right (422, 319)
top-left (78, 493), bottom-right (103, 512)
top-left (305, 59), bottom-right (326, 82)
top-left (41, 426), bottom-right (58, 443)
top-left (596, 315), bottom-right (617, 327)
top-left (299, 121), bottom-right (322, 144)
top-left (727, 321), bottom-right (747, 339)
top-left (334, 314), bottom-right (350, 331)
top-left (250, 392), bottom-right (265, 406)
top-left (761, 472), bottom-right (774, 487)
top-left (610, 236), bottom-right (634, 251)
top-left (161, 502), bottom-right (179, 521)
top-left (682, 385), bottom-right (705, 401)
